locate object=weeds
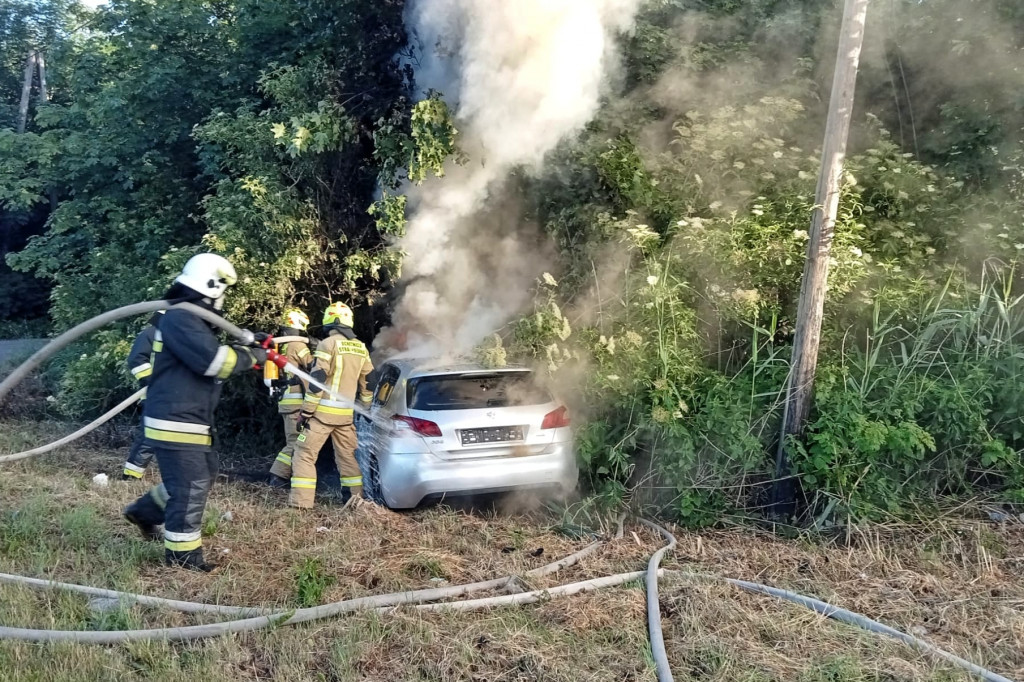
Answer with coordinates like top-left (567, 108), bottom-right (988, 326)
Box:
top-left (1, 495), bottom-right (49, 555)
top-left (87, 603), bottom-right (140, 632)
top-left (202, 505), bottom-right (222, 538)
top-left (294, 557), bottom-right (335, 608)
top-left (512, 239), bottom-right (1024, 526)
top-left (404, 554), bottom-right (448, 580)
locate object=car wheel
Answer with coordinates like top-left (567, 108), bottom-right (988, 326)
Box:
top-left (365, 451), bottom-right (383, 506)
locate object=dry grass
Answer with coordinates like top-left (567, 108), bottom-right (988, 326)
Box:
top-left (1, 418), bottom-right (1022, 681)
top-left (659, 521), bottom-right (1024, 679)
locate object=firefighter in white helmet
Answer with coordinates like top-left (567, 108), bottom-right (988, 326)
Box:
top-left (267, 308), bottom-right (314, 487)
top-left (288, 301), bottom-right (373, 508)
top-left (123, 253), bottom-right (268, 572)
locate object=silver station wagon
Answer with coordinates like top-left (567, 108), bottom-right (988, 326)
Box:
top-left (358, 360), bottom-right (578, 508)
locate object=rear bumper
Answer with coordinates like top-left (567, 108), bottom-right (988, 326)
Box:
top-left (377, 443), bottom-right (578, 509)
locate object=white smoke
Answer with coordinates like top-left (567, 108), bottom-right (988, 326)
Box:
top-left (375, 0), bottom-right (641, 358)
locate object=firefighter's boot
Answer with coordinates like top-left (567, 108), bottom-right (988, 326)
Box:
top-left (165, 548), bottom-right (218, 573)
top-left (123, 485), bottom-right (167, 541)
top-left (267, 473), bottom-right (289, 489)
top-left (124, 510), bottom-right (161, 541)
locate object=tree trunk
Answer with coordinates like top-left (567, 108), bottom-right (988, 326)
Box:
top-left (16, 50), bottom-right (37, 134)
top-left (772, 0), bottom-right (871, 515)
top-left (37, 52), bottom-right (49, 103)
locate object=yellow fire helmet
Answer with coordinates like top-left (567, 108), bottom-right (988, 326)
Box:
top-left (323, 301), bottom-right (354, 328)
top-left (281, 309), bottom-right (310, 331)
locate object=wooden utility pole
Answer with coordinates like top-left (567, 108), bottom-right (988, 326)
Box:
top-left (17, 50), bottom-right (38, 133)
top-left (772, 0), bottom-right (870, 514)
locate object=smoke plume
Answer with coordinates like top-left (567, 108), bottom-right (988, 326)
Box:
top-left (375, 0), bottom-right (641, 358)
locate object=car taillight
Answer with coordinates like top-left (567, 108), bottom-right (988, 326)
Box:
top-left (541, 406), bottom-right (570, 429)
top-left (393, 415), bottom-right (443, 437)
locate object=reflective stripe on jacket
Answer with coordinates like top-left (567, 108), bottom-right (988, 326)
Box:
top-left (127, 326), bottom-right (157, 390)
top-left (300, 330), bottom-right (373, 425)
top-left (277, 341), bottom-right (312, 414)
top-left (143, 307), bottom-right (258, 450)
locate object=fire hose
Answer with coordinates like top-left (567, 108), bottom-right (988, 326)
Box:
top-left (0, 521), bottom-right (1012, 682)
top-left (0, 389), bottom-right (145, 464)
top-left (0, 298), bottom-right (311, 462)
top-left (0, 306), bottom-right (1015, 681)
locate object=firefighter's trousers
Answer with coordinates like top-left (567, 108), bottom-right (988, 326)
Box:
top-left (125, 447), bottom-right (219, 554)
top-left (288, 418), bottom-right (361, 508)
top-left (122, 420), bottom-right (157, 479)
top-left (269, 413), bottom-right (301, 479)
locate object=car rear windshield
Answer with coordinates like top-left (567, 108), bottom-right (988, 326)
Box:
top-left (407, 372), bottom-right (551, 411)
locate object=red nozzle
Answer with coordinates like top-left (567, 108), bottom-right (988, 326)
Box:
top-left (266, 349), bottom-right (289, 369)
top-left (261, 334), bottom-right (274, 349)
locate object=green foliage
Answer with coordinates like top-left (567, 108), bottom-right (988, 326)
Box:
top-left (408, 93), bottom-right (461, 183)
top-left (0, 129), bottom-right (59, 210)
top-left (294, 556), bottom-right (335, 608)
top-left (1, 0), bottom-right (416, 436)
top-left (369, 91), bottom-right (461, 235)
top-left (3, 0), bottom-right (1024, 525)
top-left (507, 1), bottom-right (1024, 524)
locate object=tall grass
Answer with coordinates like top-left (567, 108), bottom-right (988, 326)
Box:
top-left (537, 253), bottom-right (1024, 524)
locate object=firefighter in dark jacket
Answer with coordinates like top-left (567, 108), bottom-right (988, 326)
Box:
top-left (120, 311), bottom-right (163, 480)
top-left (123, 253), bottom-right (267, 572)
top-left (267, 308), bottom-right (314, 487)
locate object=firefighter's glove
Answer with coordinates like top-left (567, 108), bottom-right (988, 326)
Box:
top-left (252, 332), bottom-right (272, 347)
top-left (296, 413), bottom-right (312, 431)
top-left (239, 346), bottom-right (268, 368)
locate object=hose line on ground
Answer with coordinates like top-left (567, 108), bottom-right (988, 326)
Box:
top-left (723, 578), bottom-right (1015, 682)
top-left (639, 519), bottom-right (677, 682)
top-left (408, 570), bottom-right (653, 612)
top-left (0, 569), bottom-right (655, 645)
top-left (638, 520), bottom-right (1013, 682)
top-left (0, 541), bottom-right (609, 643)
top-left (0, 389), bottom-right (145, 464)
top-left (0, 541), bottom-right (604, 618)
top-left (0, 517), bottom-right (1013, 682)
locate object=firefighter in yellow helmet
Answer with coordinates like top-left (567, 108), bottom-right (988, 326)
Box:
top-left (288, 302), bottom-right (373, 508)
top-left (267, 308), bottom-right (313, 487)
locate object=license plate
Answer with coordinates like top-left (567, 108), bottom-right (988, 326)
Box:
top-left (460, 426), bottom-right (524, 445)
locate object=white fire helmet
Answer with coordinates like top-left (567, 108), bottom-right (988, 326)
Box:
top-left (175, 253), bottom-right (238, 302)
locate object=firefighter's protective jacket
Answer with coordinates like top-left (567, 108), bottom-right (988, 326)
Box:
top-left (299, 329), bottom-right (373, 425)
top-left (143, 308), bottom-right (260, 450)
top-left (277, 340), bottom-right (312, 414)
top-left (127, 326), bottom-right (157, 389)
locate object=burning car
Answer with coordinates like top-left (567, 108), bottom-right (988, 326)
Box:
top-left (359, 360), bottom-right (577, 508)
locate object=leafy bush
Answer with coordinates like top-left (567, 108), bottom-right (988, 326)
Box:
top-left (508, 89), bottom-right (1024, 525)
